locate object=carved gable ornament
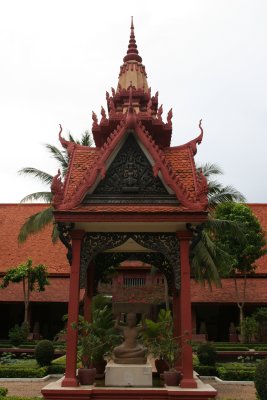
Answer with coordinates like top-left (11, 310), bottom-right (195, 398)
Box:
top-left (83, 134), bottom-right (179, 204)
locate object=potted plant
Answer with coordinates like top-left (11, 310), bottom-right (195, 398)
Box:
top-left (72, 318), bottom-right (99, 385)
top-left (142, 309), bottom-right (172, 374)
top-left (161, 335), bottom-right (182, 386)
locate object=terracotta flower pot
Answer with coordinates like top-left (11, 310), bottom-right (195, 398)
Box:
top-left (163, 370), bottom-right (182, 386)
top-left (78, 367), bottom-right (96, 385)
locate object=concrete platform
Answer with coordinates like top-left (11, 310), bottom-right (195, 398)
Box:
top-left (105, 360), bottom-right (152, 387)
top-left (41, 375), bottom-right (217, 400)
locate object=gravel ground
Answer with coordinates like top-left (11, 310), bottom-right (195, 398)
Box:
top-left (0, 378), bottom-right (257, 399)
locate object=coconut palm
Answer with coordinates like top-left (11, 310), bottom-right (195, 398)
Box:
top-left (190, 163), bottom-right (246, 287)
top-left (18, 130), bottom-right (92, 243)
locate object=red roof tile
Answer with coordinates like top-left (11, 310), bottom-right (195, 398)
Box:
top-left (0, 204), bottom-right (69, 274)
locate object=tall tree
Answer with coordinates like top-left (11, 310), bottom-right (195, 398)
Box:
top-left (18, 130), bottom-right (93, 243)
top-left (0, 259), bottom-right (49, 323)
top-left (214, 202), bottom-right (267, 340)
top-left (190, 163), bottom-right (246, 287)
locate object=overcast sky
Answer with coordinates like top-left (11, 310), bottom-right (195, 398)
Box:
top-left (0, 0), bottom-right (266, 203)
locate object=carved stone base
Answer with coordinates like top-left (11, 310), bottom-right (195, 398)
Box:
top-left (113, 357), bottom-right (147, 365)
top-left (105, 360), bottom-right (152, 387)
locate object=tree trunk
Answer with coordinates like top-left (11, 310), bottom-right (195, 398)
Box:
top-left (163, 275), bottom-right (169, 310)
top-left (234, 274), bottom-right (247, 343)
top-left (23, 277), bottom-right (30, 324)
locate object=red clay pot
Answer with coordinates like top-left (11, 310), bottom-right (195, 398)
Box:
top-left (78, 367), bottom-right (96, 385)
top-left (163, 370), bottom-right (182, 386)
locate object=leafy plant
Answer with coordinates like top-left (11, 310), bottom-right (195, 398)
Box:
top-left (255, 358), bottom-right (267, 399)
top-left (0, 386), bottom-right (8, 397)
top-left (0, 353), bottom-right (16, 365)
top-left (240, 316), bottom-right (259, 343)
top-left (197, 342), bottom-right (217, 366)
top-left (1, 259), bottom-right (49, 323)
top-left (35, 340), bottom-right (54, 366)
top-left (8, 323), bottom-right (29, 346)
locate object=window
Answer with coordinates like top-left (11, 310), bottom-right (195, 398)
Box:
top-left (123, 277), bottom-right (145, 288)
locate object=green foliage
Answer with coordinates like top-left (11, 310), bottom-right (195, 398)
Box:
top-left (240, 317), bottom-right (259, 343)
top-left (255, 358), bottom-right (267, 399)
top-left (72, 306), bottom-right (118, 367)
top-left (194, 364), bottom-right (218, 376)
top-left (1, 259), bottom-right (48, 292)
top-left (35, 340), bottom-right (54, 366)
top-left (197, 342), bottom-right (217, 366)
top-left (0, 387), bottom-right (8, 397)
top-left (142, 309), bottom-right (180, 369)
top-left (0, 397), bottom-right (40, 400)
top-left (215, 346), bottom-right (250, 351)
top-left (217, 365), bottom-right (255, 381)
top-left (47, 364), bottom-right (65, 374)
top-left (214, 203), bottom-right (267, 274)
top-left (0, 353), bottom-right (16, 365)
top-left (8, 324), bottom-right (29, 347)
top-left (18, 130), bottom-right (93, 243)
top-left (0, 365), bottom-right (47, 378)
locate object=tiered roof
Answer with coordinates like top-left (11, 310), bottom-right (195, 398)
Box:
top-left (51, 19), bottom-right (209, 215)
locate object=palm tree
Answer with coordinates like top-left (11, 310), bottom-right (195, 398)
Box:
top-left (190, 163), bottom-right (246, 287)
top-left (18, 130), bottom-right (92, 243)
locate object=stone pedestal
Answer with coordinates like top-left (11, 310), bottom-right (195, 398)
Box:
top-left (105, 360), bottom-right (152, 387)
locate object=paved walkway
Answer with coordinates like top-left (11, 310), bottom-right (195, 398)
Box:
top-left (0, 378), bottom-right (257, 399)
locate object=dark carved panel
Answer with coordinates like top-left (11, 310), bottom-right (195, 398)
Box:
top-left (80, 232), bottom-right (180, 292)
top-left (92, 135), bottom-right (168, 195)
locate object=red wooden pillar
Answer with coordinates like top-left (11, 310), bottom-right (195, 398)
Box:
top-left (172, 291), bottom-right (182, 370)
top-left (62, 230), bottom-right (85, 387)
top-left (83, 262), bottom-right (94, 323)
top-left (176, 231), bottom-right (197, 389)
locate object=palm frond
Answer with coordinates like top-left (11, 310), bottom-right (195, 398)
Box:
top-left (44, 144), bottom-right (68, 170)
top-left (204, 218), bottom-right (245, 237)
top-left (51, 224), bottom-right (59, 243)
top-left (191, 239), bottom-right (222, 288)
top-left (208, 186), bottom-right (246, 207)
top-left (18, 168), bottom-right (53, 185)
top-left (81, 130), bottom-right (93, 146)
top-left (68, 133), bottom-right (76, 143)
top-left (20, 192), bottom-right (52, 203)
top-left (18, 207), bottom-right (54, 243)
top-left (198, 163), bottom-right (223, 178)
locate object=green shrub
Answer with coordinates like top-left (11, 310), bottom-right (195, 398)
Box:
top-left (0, 387), bottom-right (8, 397)
top-left (47, 364), bottom-right (65, 374)
top-left (197, 342), bottom-right (217, 366)
top-left (0, 397), bottom-right (40, 400)
top-left (215, 346), bottom-right (250, 351)
top-left (217, 366), bottom-right (255, 381)
top-left (35, 340), bottom-right (54, 366)
top-left (194, 365), bottom-right (218, 376)
top-left (0, 366), bottom-right (47, 378)
top-left (255, 358), bottom-right (267, 399)
top-left (8, 323), bottom-right (29, 347)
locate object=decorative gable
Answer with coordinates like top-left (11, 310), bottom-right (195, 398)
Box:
top-left (83, 134), bottom-right (178, 204)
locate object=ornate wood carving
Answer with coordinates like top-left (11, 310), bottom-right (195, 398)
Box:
top-left (57, 222), bottom-right (74, 265)
top-left (80, 232), bottom-right (180, 292)
top-left (93, 135), bottom-right (168, 195)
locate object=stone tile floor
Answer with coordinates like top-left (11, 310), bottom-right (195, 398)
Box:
top-left (0, 378), bottom-right (257, 399)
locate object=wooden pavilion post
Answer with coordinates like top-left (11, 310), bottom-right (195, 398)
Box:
top-left (83, 262), bottom-right (94, 323)
top-left (62, 230), bottom-right (85, 387)
top-left (176, 231), bottom-right (197, 388)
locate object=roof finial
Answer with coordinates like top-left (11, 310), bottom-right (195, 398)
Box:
top-left (123, 17), bottom-right (142, 63)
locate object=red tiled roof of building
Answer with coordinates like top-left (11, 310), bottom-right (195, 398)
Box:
top-left (191, 277), bottom-right (267, 304)
top-left (0, 204), bottom-right (69, 274)
top-left (248, 204), bottom-right (267, 274)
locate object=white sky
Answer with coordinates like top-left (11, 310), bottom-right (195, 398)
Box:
top-left (0, 0), bottom-right (266, 203)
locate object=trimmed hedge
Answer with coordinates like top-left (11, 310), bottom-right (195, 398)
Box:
top-left (0, 387), bottom-right (8, 397)
top-left (217, 366), bottom-right (255, 381)
top-left (215, 346), bottom-right (250, 351)
top-left (255, 358), bottom-right (267, 400)
top-left (0, 366), bottom-right (48, 378)
top-left (47, 364), bottom-right (65, 374)
top-left (194, 365), bottom-right (218, 376)
top-left (0, 397), bottom-right (40, 400)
